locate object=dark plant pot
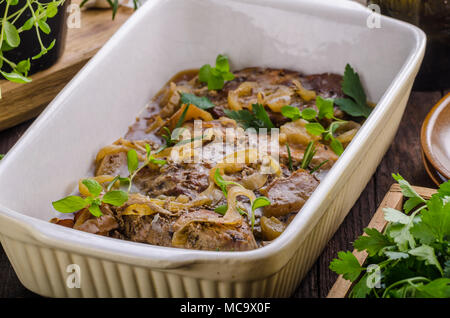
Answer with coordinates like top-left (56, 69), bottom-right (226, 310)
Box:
top-left (368, 0), bottom-right (450, 91)
top-left (0, 0), bottom-right (69, 76)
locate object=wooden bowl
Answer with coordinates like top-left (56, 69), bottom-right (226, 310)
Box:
top-left (421, 93), bottom-right (450, 182)
top-left (422, 150), bottom-right (448, 186)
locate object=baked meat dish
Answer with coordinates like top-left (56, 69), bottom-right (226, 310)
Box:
top-left (51, 55), bottom-right (372, 251)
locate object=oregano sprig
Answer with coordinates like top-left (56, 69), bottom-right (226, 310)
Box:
top-left (52, 178), bottom-right (128, 217)
top-left (124, 144), bottom-right (166, 192)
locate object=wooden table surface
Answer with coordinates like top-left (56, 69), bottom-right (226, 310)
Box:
top-left (0, 90), bottom-right (447, 298)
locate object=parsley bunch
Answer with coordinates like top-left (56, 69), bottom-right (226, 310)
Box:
top-left (330, 174), bottom-right (450, 298)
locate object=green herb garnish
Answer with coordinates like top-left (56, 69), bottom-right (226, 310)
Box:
top-left (0, 154), bottom-right (4, 160)
top-left (213, 168), bottom-right (243, 197)
top-left (300, 141), bottom-right (316, 170)
top-left (334, 64), bottom-right (372, 118)
top-left (199, 54), bottom-right (235, 90)
top-left (224, 103), bottom-right (274, 130)
top-left (180, 92), bottom-right (215, 110)
top-left (156, 102), bottom-right (191, 153)
top-left (281, 97), bottom-right (346, 156)
top-left (309, 160), bottom-right (329, 174)
top-left (286, 143), bottom-right (294, 172)
top-left (124, 144), bottom-right (166, 192)
top-left (52, 179), bottom-right (129, 217)
top-left (250, 196), bottom-right (271, 230)
top-left (305, 121), bottom-right (346, 155)
top-left (329, 175), bottom-right (450, 298)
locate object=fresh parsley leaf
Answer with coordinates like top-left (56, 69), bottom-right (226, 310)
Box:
top-left (437, 181), bottom-right (450, 198)
top-left (334, 98), bottom-right (370, 118)
top-left (252, 103), bottom-right (275, 129)
top-left (0, 154), bottom-right (4, 160)
top-left (384, 251), bottom-right (409, 260)
top-left (383, 207), bottom-right (411, 224)
top-left (415, 278), bottom-right (450, 298)
top-left (329, 251), bottom-right (363, 282)
top-left (392, 173), bottom-right (426, 213)
top-left (316, 96), bottom-right (334, 119)
top-left (411, 196), bottom-right (450, 244)
top-left (353, 228), bottom-right (392, 257)
top-left (199, 54), bottom-right (235, 90)
top-left (224, 103), bottom-right (274, 130)
top-left (334, 64), bottom-right (372, 118)
top-left (444, 260), bottom-right (450, 278)
top-left (409, 244), bottom-right (444, 275)
top-left (102, 190), bottom-right (129, 207)
top-left (386, 222), bottom-right (416, 252)
top-left (52, 196), bottom-right (88, 213)
top-left (349, 274), bottom-right (372, 298)
top-left (180, 93), bottom-right (215, 110)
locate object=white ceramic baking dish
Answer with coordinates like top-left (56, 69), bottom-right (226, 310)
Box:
top-left (0, 0), bottom-right (425, 297)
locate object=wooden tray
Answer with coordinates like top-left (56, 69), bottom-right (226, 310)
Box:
top-left (0, 5), bottom-right (133, 131)
top-left (327, 183), bottom-right (437, 298)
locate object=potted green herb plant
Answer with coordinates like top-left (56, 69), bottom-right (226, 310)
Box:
top-left (0, 0), bottom-right (69, 96)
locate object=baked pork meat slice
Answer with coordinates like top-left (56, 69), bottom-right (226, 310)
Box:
top-left (172, 209), bottom-right (258, 251)
top-left (260, 169), bottom-right (319, 217)
top-left (133, 162), bottom-right (212, 199)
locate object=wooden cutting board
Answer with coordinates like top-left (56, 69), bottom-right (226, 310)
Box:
top-left (0, 6), bottom-right (133, 131)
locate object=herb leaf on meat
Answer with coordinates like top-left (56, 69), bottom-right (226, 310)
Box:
top-left (334, 64), bottom-right (372, 118)
top-left (224, 103), bottom-right (274, 130)
top-left (180, 93), bottom-right (215, 110)
top-left (52, 179), bottom-right (129, 217)
top-left (199, 54), bottom-right (235, 90)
